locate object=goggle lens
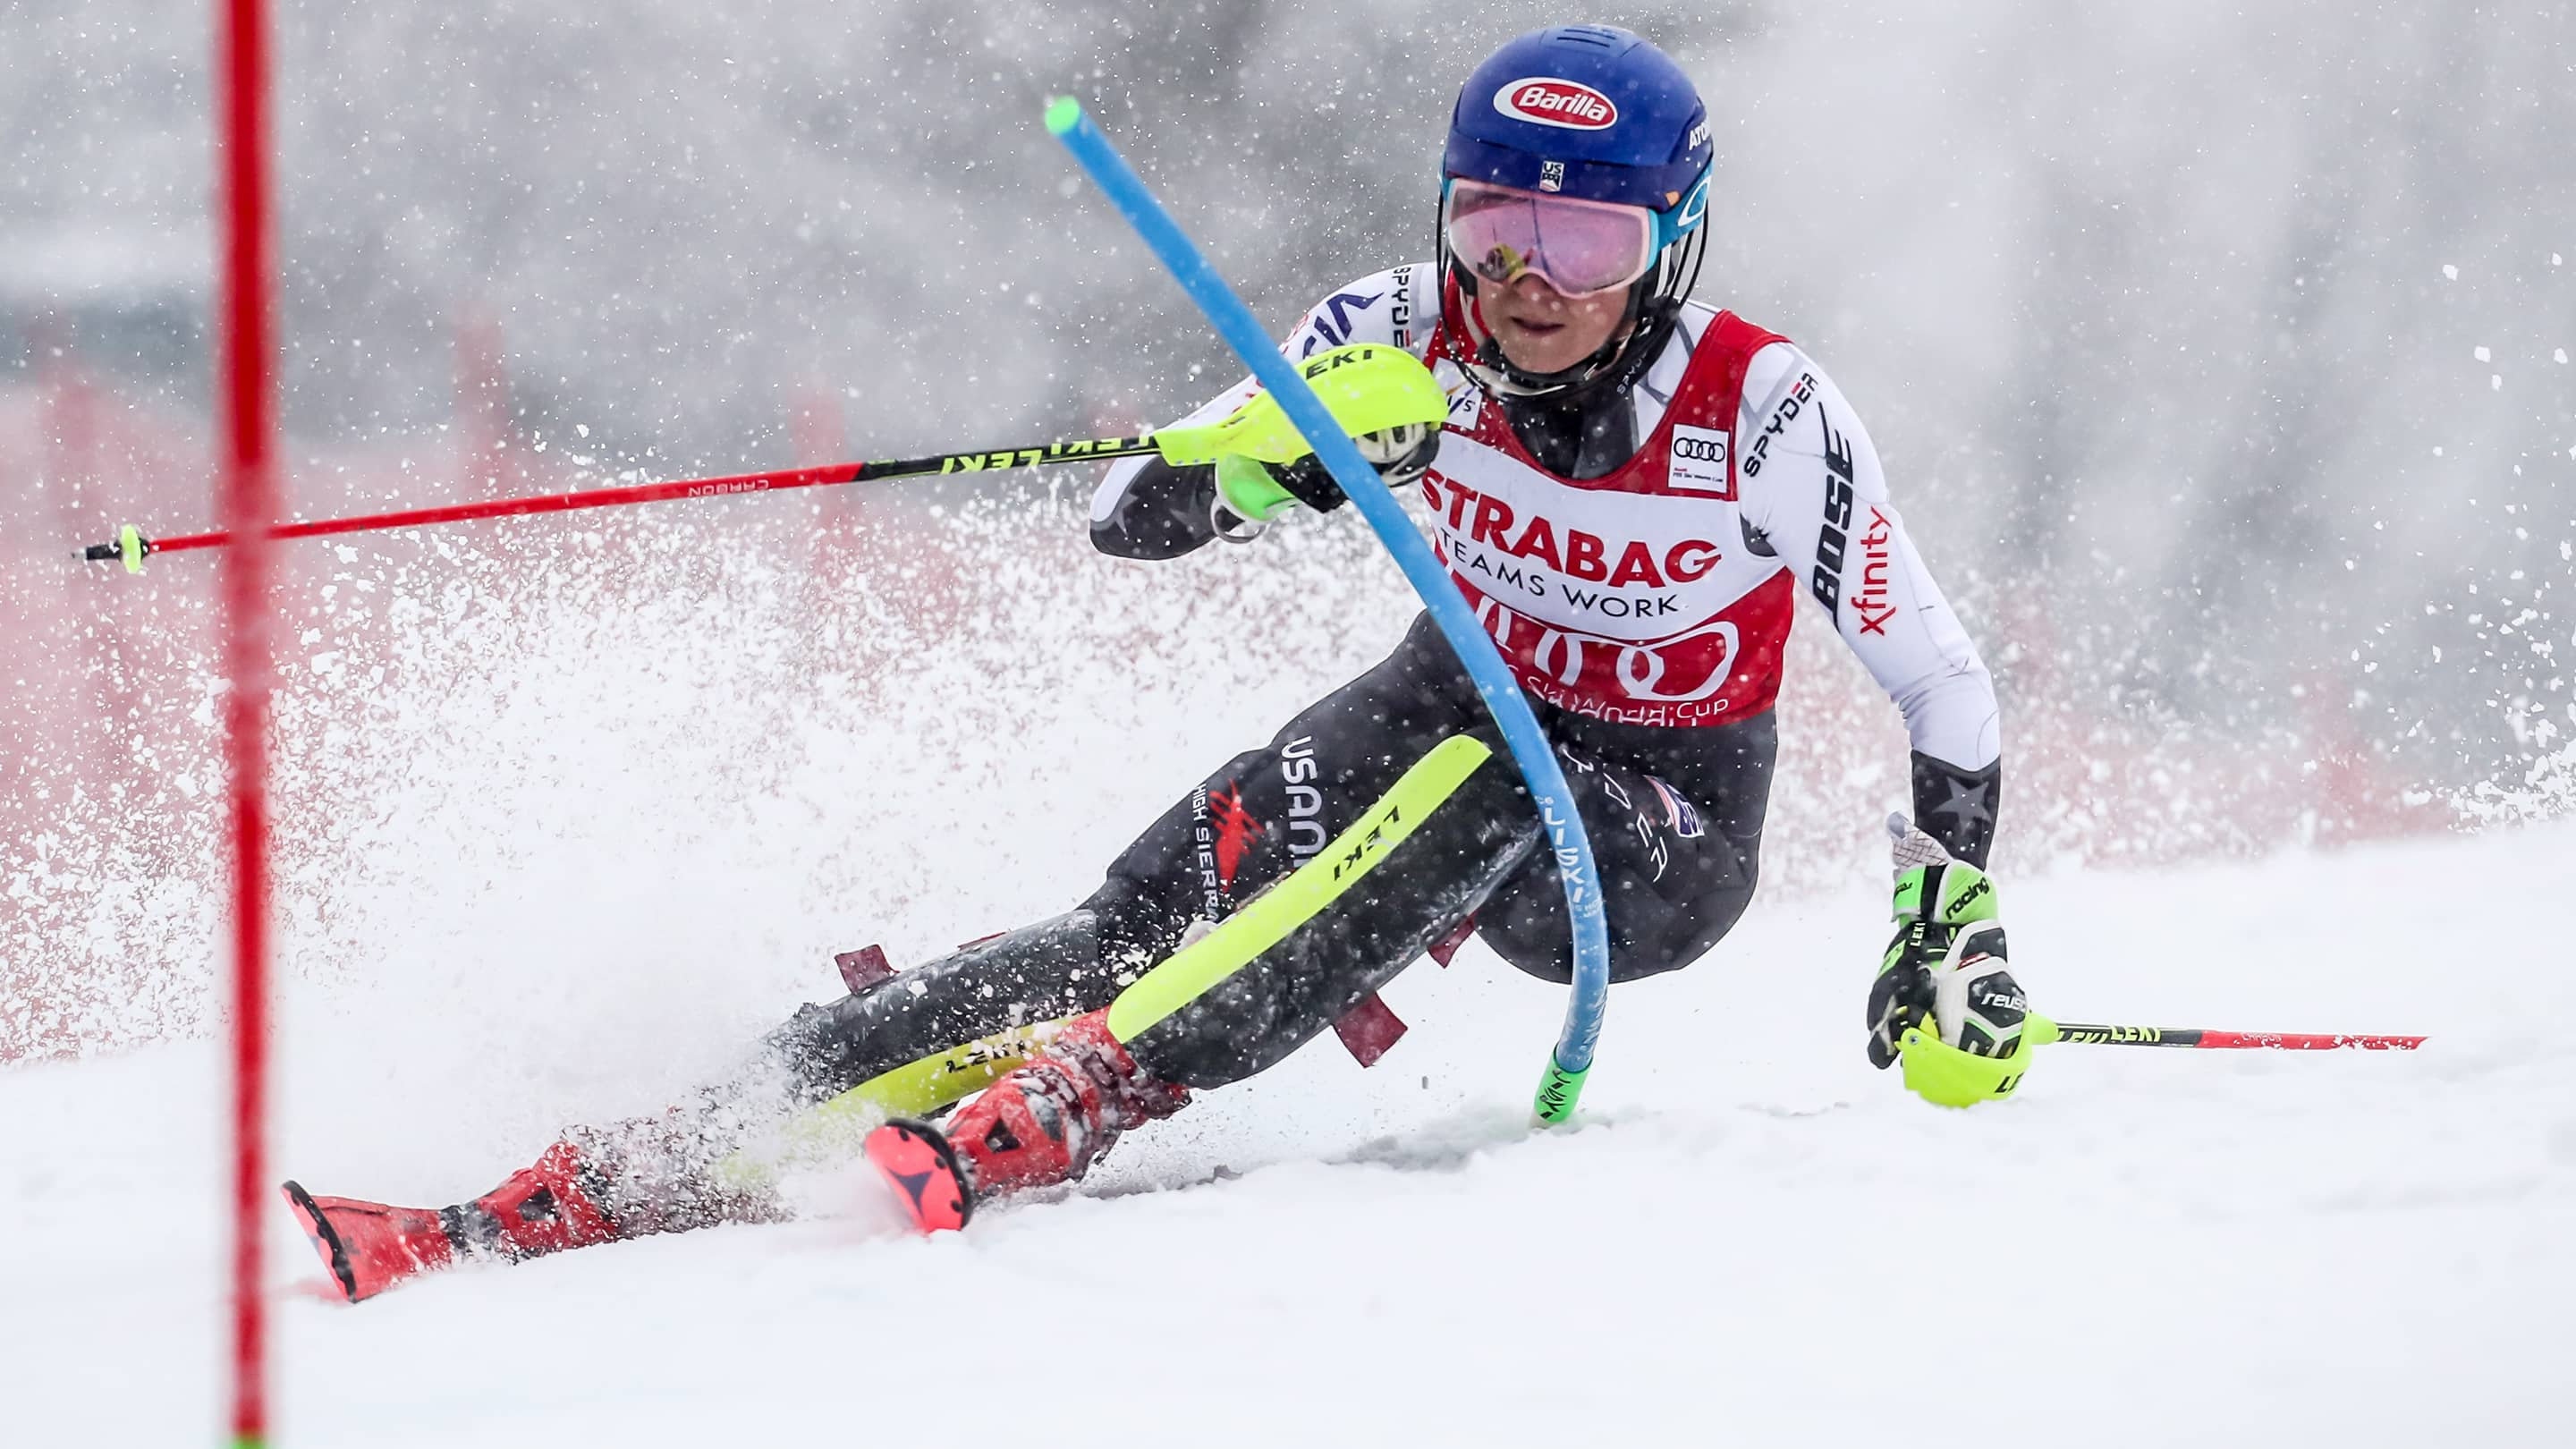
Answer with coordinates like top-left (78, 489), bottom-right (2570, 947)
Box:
top-left (1443, 180), bottom-right (1658, 299)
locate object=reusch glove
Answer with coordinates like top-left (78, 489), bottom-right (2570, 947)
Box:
top-left (1867, 816), bottom-right (2030, 1099)
top-left (1214, 422), bottom-right (1443, 522)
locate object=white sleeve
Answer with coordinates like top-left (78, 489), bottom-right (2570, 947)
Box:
top-left (1736, 344), bottom-right (2001, 769)
top-left (1089, 263), bottom-right (1442, 526)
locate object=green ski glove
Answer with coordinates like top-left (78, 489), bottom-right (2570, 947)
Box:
top-left (1867, 815), bottom-right (2032, 1106)
top-left (1215, 422), bottom-right (1442, 524)
top-left (1160, 343), bottom-right (1448, 528)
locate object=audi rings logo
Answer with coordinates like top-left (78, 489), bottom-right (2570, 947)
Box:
top-left (1494, 77), bottom-right (1620, 131)
top-left (1667, 424), bottom-right (1732, 496)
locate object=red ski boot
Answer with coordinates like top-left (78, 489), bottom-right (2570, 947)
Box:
top-left (865, 1009), bottom-right (1189, 1233)
top-left (280, 1182), bottom-right (457, 1303)
top-left (282, 1140), bottom-right (618, 1303)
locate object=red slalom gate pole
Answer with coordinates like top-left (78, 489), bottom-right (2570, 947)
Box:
top-left (216, 0), bottom-right (278, 1443)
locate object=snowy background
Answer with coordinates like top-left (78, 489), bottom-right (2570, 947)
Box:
top-left (9, 827), bottom-right (2573, 1445)
top-left (10, 0), bottom-right (2572, 773)
top-left (8, 0), bottom-right (2572, 1054)
top-left (2, 4), bottom-right (2572, 1443)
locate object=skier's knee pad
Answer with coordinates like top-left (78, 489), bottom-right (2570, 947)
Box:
top-left (1078, 872), bottom-right (1198, 977)
top-left (758, 910), bottom-right (1128, 1103)
top-left (1122, 754), bottom-right (1539, 1090)
top-left (1474, 877), bottom-right (1752, 986)
top-left (1470, 753), bottom-right (1760, 986)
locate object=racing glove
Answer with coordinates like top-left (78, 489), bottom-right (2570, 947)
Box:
top-left (1214, 422), bottom-right (1442, 522)
top-left (1867, 815), bottom-right (2031, 1101)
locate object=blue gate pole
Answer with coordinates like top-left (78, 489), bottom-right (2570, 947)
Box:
top-left (1045, 97), bottom-right (1608, 1121)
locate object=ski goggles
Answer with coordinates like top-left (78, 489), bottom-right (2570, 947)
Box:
top-left (1442, 178), bottom-right (1661, 299)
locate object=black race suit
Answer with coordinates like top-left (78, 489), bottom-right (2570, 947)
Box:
top-left (757, 366), bottom-right (1994, 1107)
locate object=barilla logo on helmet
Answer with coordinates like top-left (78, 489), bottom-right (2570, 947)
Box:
top-left (1493, 77), bottom-right (1619, 131)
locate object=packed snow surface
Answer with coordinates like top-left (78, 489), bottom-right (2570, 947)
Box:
top-left (3, 822), bottom-right (2568, 1446)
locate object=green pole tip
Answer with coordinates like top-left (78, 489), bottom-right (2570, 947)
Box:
top-left (1532, 1058), bottom-right (1589, 1125)
top-left (118, 523), bottom-right (144, 573)
top-left (1043, 96), bottom-right (1084, 136)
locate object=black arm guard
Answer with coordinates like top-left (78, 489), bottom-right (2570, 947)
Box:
top-left (1910, 752), bottom-right (2001, 868)
top-left (1089, 459), bottom-right (1223, 560)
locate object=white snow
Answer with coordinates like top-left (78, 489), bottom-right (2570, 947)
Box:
top-left (4, 823), bottom-right (2570, 1446)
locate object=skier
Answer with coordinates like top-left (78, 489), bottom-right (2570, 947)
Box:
top-left (284, 23), bottom-right (2027, 1302)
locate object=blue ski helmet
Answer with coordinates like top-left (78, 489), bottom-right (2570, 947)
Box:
top-left (1441, 25), bottom-right (1714, 394)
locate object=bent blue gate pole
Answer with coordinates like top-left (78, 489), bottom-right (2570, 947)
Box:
top-left (1045, 97), bottom-right (1607, 1122)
